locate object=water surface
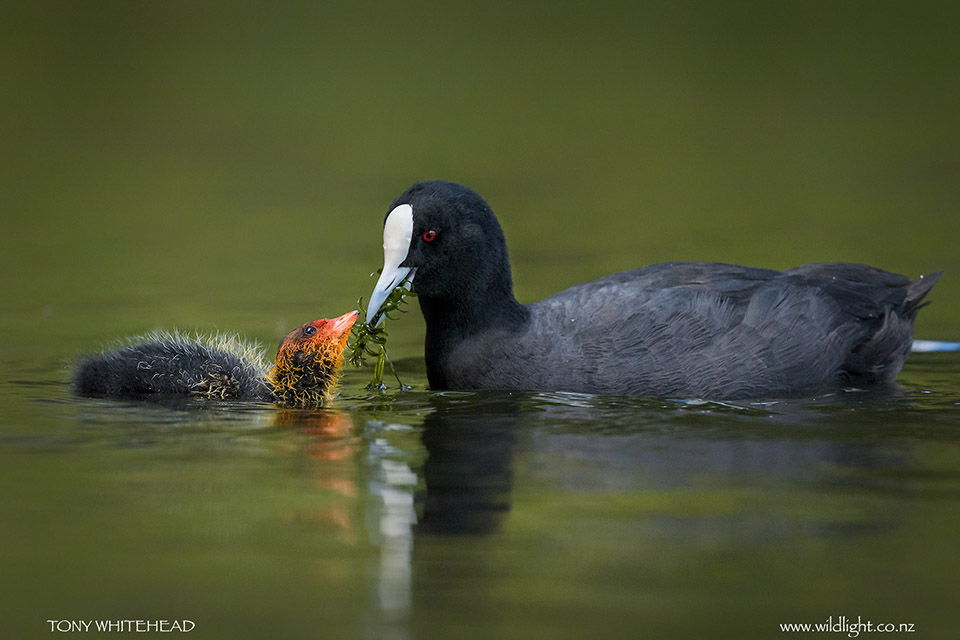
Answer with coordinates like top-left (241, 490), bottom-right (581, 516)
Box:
top-left (2, 354), bottom-right (959, 638)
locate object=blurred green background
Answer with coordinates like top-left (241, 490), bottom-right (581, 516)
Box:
top-left (2, 2), bottom-right (960, 638)
top-left (1, 0), bottom-right (957, 361)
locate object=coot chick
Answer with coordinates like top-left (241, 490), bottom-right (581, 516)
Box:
top-left (73, 311), bottom-right (359, 407)
top-left (366, 180), bottom-right (942, 399)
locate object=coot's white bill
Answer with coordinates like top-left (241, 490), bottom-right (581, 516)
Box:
top-left (367, 203), bottom-right (414, 326)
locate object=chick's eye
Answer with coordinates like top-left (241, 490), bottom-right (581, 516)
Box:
top-left (422, 230), bottom-right (437, 242)
top-left (303, 325), bottom-right (317, 337)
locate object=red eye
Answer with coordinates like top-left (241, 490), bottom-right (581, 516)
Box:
top-left (422, 230), bottom-right (437, 242)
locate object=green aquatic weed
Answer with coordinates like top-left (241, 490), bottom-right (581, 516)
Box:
top-left (348, 280), bottom-right (416, 392)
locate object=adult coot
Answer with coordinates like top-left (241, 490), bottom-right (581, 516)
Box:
top-left (366, 180), bottom-right (941, 399)
top-left (74, 311), bottom-right (359, 407)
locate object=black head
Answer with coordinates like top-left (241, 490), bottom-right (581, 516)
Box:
top-left (366, 180), bottom-right (517, 324)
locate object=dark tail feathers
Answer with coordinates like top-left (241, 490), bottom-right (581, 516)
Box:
top-left (905, 270), bottom-right (944, 318)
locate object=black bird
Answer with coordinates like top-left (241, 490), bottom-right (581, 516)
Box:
top-left (366, 180), bottom-right (941, 399)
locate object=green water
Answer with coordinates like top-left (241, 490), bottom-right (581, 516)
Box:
top-left (2, 2), bottom-right (959, 638)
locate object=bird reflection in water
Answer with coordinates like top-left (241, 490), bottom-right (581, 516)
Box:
top-left (416, 395), bottom-right (521, 536)
top-left (269, 396), bottom-right (524, 638)
top-left (273, 409), bottom-right (360, 542)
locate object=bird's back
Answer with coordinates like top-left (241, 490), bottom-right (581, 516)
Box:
top-left (73, 330), bottom-right (273, 401)
top-left (457, 262), bottom-right (940, 399)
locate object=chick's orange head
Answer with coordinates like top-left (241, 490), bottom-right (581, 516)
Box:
top-left (279, 311), bottom-right (359, 358)
top-left (272, 311), bottom-right (360, 406)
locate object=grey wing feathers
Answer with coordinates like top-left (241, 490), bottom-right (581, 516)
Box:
top-left (530, 262), bottom-right (939, 398)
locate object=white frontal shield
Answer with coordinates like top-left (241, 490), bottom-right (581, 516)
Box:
top-left (366, 203), bottom-right (414, 326)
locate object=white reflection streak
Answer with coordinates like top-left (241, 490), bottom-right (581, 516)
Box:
top-left (368, 434), bottom-right (418, 619)
top-left (912, 339), bottom-right (960, 353)
top-left (378, 459), bottom-right (417, 613)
